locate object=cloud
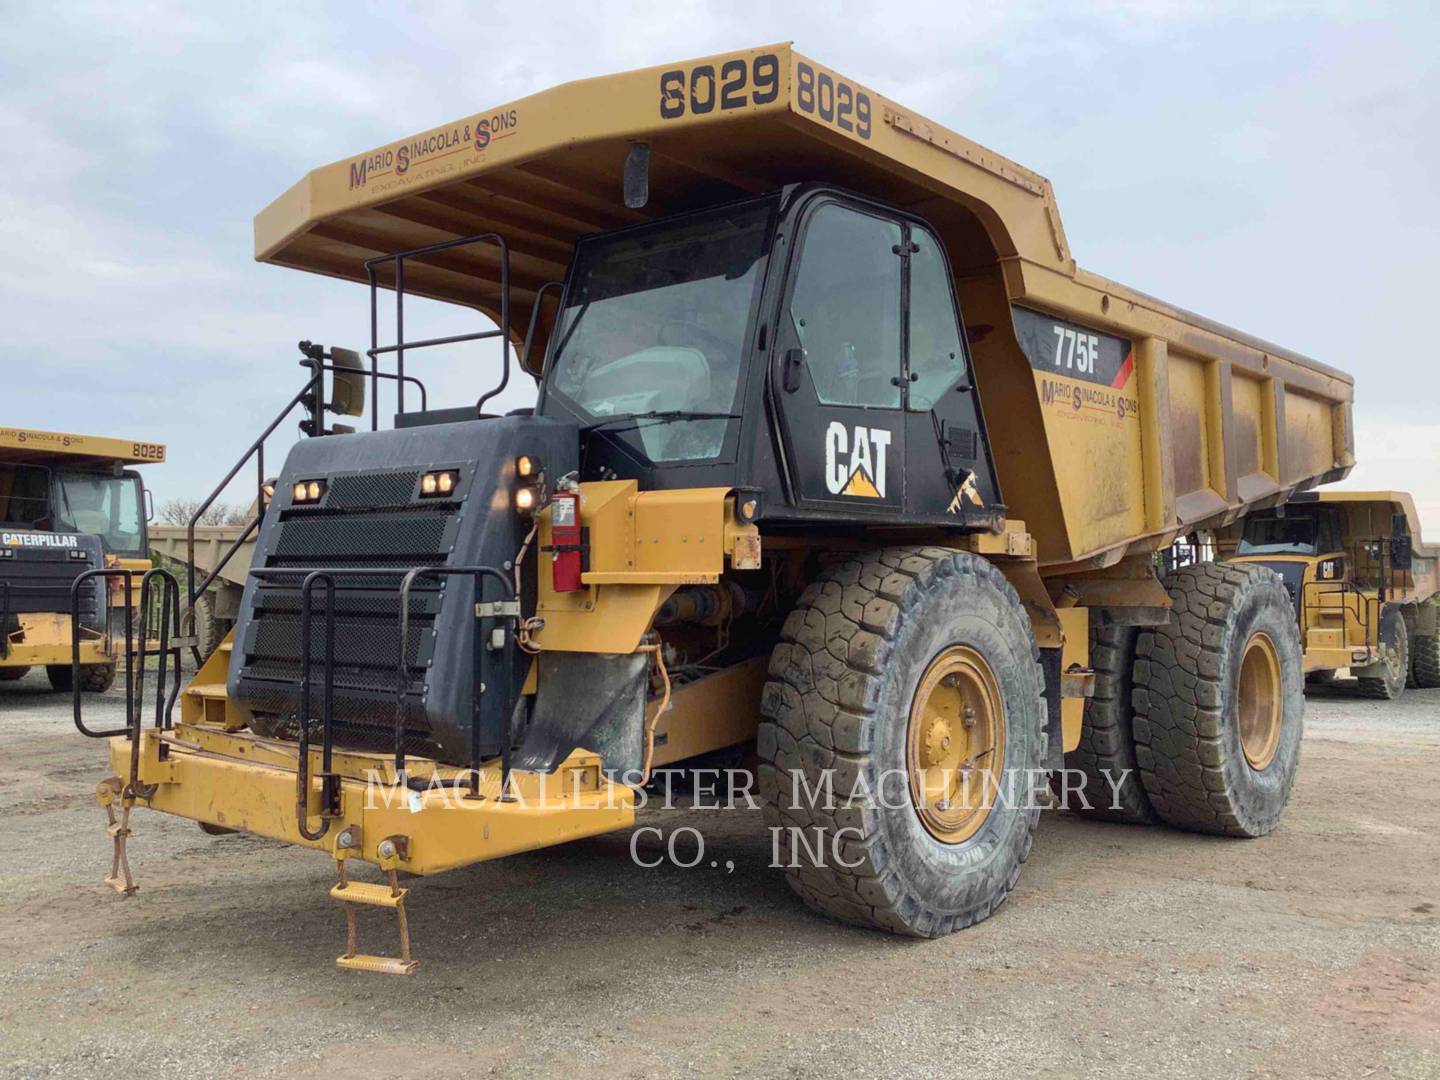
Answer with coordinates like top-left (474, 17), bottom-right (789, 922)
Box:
top-left (1341, 417), bottom-right (1440, 529)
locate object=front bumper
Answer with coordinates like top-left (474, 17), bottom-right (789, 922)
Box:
top-left (107, 726), bottom-right (635, 874)
top-left (3, 613), bottom-right (111, 667)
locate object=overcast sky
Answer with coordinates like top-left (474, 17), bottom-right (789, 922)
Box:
top-left (4, 2), bottom-right (1438, 528)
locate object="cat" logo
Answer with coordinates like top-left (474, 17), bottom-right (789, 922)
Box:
top-left (825, 422), bottom-right (891, 499)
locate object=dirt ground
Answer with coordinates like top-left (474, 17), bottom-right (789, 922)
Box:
top-left (0, 669), bottom-right (1436, 1079)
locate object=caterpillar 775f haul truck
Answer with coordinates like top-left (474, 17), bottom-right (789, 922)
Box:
top-left (74, 45), bottom-right (1355, 973)
top-left (1221, 491), bottom-right (1440, 700)
top-left (1, 428), bottom-right (161, 691)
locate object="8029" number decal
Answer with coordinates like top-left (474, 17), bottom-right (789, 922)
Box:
top-left (658, 54), bottom-right (872, 141)
top-left (795, 61), bottom-right (871, 139)
top-left (659, 54), bottom-right (780, 120)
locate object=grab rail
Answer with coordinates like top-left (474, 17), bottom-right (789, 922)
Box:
top-left (365, 232), bottom-right (513, 424)
top-left (69, 567), bottom-right (185, 799)
top-left (183, 346), bottom-right (429, 650)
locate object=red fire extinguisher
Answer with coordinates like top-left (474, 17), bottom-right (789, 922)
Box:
top-left (548, 489), bottom-right (584, 593)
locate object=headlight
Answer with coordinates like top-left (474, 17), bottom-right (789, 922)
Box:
top-left (420, 469), bottom-right (459, 498)
top-left (292, 479), bottom-right (326, 504)
top-left (517, 454), bottom-right (542, 479)
top-left (515, 486), bottom-right (539, 513)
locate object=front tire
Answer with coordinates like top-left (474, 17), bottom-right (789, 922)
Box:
top-left (46, 663), bottom-right (117, 693)
top-left (758, 547), bottom-right (1045, 937)
top-left (1132, 563), bottom-right (1303, 837)
top-left (1357, 606), bottom-right (1408, 701)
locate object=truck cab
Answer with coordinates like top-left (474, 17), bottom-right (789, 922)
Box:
top-left (538, 186), bottom-right (1001, 530)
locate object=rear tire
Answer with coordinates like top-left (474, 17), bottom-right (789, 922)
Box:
top-left (0, 666), bottom-right (30, 682)
top-left (758, 546), bottom-right (1046, 938)
top-left (192, 594), bottom-right (224, 662)
top-left (46, 663), bottom-right (117, 693)
top-left (1132, 563), bottom-right (1303, 837)
top-left (1057, 626), bottom-right (1158, 825)
top-left (1357, 606), bottom-right (1408, 701)
top-left (1412, 632), bottom-right (1440, 689)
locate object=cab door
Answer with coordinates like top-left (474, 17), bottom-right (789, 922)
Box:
top-left (901, 223), bottom-right (1000, 523)
top-left (769, 198), bottom-right (906, 514)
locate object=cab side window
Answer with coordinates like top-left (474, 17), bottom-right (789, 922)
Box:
top-left (789, 203), bottom-right (902, 408)
top-left (907, 226), bottom-right (968, 412)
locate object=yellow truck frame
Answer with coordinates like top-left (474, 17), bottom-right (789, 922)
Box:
top-left (1, 428), bottom-right (163, 687)
top-left (1223, 490), bottom-right (1440, 698)
top-left (78, 44), bottom-right (1356, 972)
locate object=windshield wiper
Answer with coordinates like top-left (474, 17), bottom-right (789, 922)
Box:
top-left (581, 410), bottom-right (739, 434)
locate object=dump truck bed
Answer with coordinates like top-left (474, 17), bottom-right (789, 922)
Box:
top-left (148, 523), bottom-right (254, 589)
top-left (1302, 491), bottom-right (1440, 560)
top-left (254, 42), bottom-right (1353, 566)
top-left (0, 427), bottom-right (166, 468)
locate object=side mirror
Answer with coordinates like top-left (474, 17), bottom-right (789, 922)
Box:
top-left (143, 487), bottom-right (154, 523)
top-left (1389, 535), bottom-right (1413, 571)
top-left (328, 347), bottom-right (366, 417)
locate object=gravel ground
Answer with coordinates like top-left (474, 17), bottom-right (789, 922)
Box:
top-left (0, 668), bottom-right (1436, 1078)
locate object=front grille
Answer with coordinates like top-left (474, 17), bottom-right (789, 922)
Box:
top-left (235, 473), bottom-right (459, 752)
top-left (1, 552), bottom-right (102, 628)
top-left (327, 470), bottom-right (421, 509)
top-left (273, 509), bottom-right (451, 561)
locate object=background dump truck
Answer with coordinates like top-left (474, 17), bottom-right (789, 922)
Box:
top-left (148, 520), bottom-right (255, 661)
top-left (76, 45), bottom-right (1355, 971)
top-left (1221, 491), bottom-right (1440, 700)
top-left (1, 428), bottom-right (162, 692)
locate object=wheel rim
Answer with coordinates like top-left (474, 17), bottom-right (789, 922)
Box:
top-left (906, 645), bottom-right (1006, 844)
top-left (1238, 631), bottom-right (1282, 771)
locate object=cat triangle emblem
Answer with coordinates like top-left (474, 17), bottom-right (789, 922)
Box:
top-left (841, 466), bottom-right (881, 499)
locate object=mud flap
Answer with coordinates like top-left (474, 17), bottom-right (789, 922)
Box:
top-left (1039, 647), bottom-right (1063, 773)
top-left (512, 652), bottom-right (649, 779)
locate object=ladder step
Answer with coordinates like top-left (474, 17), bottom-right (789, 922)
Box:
top-left (185, 682), bottom-right (228, 700)
top-left (336, 953), bottom-right (418, 976)
top-left (330, 881), bottom-right (407, 909)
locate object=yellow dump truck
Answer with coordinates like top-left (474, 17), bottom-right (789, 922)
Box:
top-left (1221, 491), bottom-right (1440, 699)
top-left (74, 45), bottom-right (1356, 971)
top-left (148, 520), bottom-right (257, 659)
top-left (1, 428), bottom-right (162, 691)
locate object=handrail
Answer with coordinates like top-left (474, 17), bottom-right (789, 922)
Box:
top-left (181, 351), bottom-right (430, 649)
top-left (70, 567), bottom-right (184, 800)
top-left (397, 565), bottom-right (515, 796)
top-left (296, 571), bottom-right (338, 841)
top-left (1299, 536), bottom-right (1409, 659)
top-left (184, 369), bottom-right (321, 615)
top-left (365, 232), bottom-right (512, 426)
top-left (520, 280), bottom-right (564, 377)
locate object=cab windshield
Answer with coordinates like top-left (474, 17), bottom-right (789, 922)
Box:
top-left (544, 198), bottom-right (775, 463)
top-left (0, 464), bottom-right (51, 528)
top-left (1238, 509), bottom-right (1338, 557)
top-left (54, 470), bottom-right (146, 556)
